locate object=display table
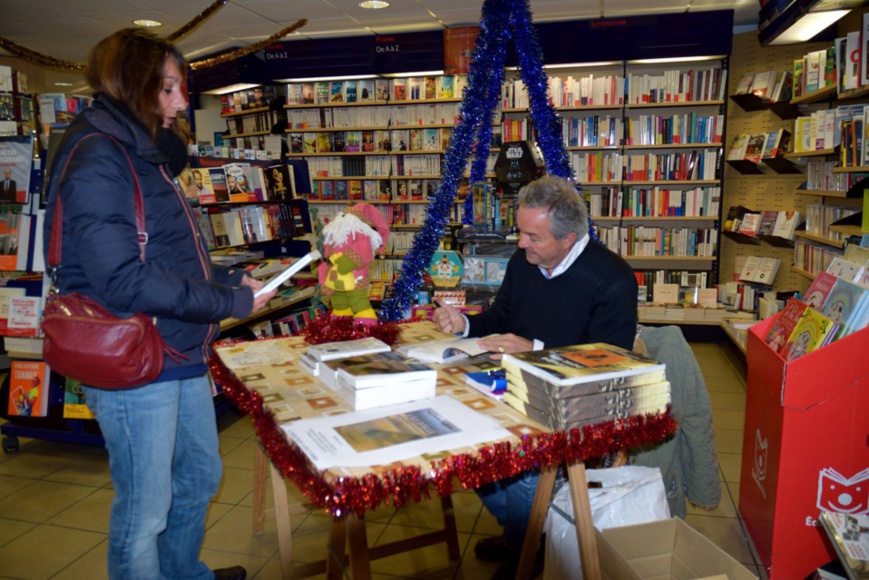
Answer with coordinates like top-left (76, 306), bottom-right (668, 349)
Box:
top-left (212, 322), bottom-right (676, 579)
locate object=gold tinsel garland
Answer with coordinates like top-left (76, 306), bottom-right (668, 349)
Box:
top-left (0, 2), bottom-right (306, 73)
top-left (167, 0), bottom-right (229, 42)
top-left (189, 19), bottom-right (307, 70)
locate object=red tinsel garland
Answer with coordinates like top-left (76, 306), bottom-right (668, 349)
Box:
top-left (210, 348), bottom-right (678, 517)
top-left (301, 312), bottom-right (402, 346)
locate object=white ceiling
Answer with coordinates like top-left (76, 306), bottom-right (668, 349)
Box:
top-left (0, 0), bottom-right (760, 91)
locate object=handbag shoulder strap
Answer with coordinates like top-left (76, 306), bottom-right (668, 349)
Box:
top-left (48, 133), bottom-right (147, 271)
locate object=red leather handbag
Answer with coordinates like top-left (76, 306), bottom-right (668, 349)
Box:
top-left (41, 134), bottom-right (179, 390)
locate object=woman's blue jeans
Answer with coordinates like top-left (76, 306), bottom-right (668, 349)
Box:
top-left (84, 375), bottom-right (222, 580)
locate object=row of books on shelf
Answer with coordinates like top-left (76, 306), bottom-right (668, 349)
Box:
top-left (637, 303), bottom-right (752, 323)
top-left (186, 163), bottom-right (299, 206)
top-left (503, 67), bottom-right (727, 109)
top-left (587, 185), bottom-right (720, 218)
top-left (196, 203), bottom-right (306, 250)
top-left (243, 303), bottom-right (327, 341)
top-left (570, 150), bottom-right (718, 183)
top-left (304, 153), bottom-right (446, 177)
top-left (286, 75), bottom-right (466, 106)
top-left (726, 129), bottom-right (790, 163)
top-left (723, 207), bottom-right (801, 240)
top-left (0, 67), bottom-right (29, 95)
top-left (805, 160), bottom-right (857, 192)
top-left (596, 225), bottom-right (718, 258)
top-left (794, 239), bottom-right (846, 276)
top-left (805, 204), bottom-right (860, 242)
top-left (225, 109), bottom-right (279, 135)
top-left (289, 127), bottom-right (449, 154)
top-left (218, 85), bottom-right (280, 115)
top-left (287, 102), bottom-right (462, 129)
top-left (734, 68), bottom-right (795, 102)
top-left (310, 178), bottom-right (445, 203)
top-left (790, 104), bottom-right (869, 160)
top-left (195, 137), bottom-right (283, 161)
top-left (621, 112), bottom-right (724, 147)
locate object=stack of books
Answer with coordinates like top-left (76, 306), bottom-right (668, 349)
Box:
top-left (329, 352), bottom-right (438, 410)
top-left (299, 337), bottom-right (391, 385)
top-left (499, 344), bottom-right (670, 430)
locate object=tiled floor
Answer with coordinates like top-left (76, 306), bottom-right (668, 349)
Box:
top-left (0, 339), bottom-right (764, 579)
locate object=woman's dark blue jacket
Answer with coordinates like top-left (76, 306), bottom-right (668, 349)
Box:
top-left (43, 95), bottom-right (253, 381)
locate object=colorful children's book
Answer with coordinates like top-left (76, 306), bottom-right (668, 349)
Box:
top-left (821, 278), bottom-right (868, 338)
top-left (7, 360), bottom-right (49, 417)
top-left (765, 297), bottom-right (809, 355)
top-left (781, 308), bottom-right (836, 361)
top-left (804, 271), bottom-right (838, 310)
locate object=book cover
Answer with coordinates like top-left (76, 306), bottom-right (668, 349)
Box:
top-left (375, 79), bottom-right (390, 101)
top-left (408, 77), bottom-right (421, 100)
top-left (806, 271), bottom-right (839, 310)
top-left (331, 131), bottom-right (346, 152)
top-left (207, 167), bottom-right (230, 203)
top-left (500, 343), bottom-right (665, 387)
top-left (7, 360), bottom-right (49, 417)
top-left (266, 164), bottom-right (292, 200)
top-left (348, 180), bottom-right (363, 200)
top-left (62, 377), bottom-right (95, 419)
top-left (315, 81), bottom-right (330, 104)
top-left (301, 83), bottom-right (315, 104)
top-left (439, 75), bottom-right (455, 98)
top-left (358, 79), bottom-right (375, 102)
top-left (821, 277), bottom-right (866, 336)
top-left (743, 134), bottom-right (766, 163)
top-left (737, 212), bottom-right (762, 236)
top-left (757, 210), bottom-right (779, 236)
top-left (424, 76), bottom-right (437, 99)
top-left (819, 510), bottom-right (869, 578)
top-left (771, 210), bottom-right (800, 239)
top-left (332, 351), bottom-right (437, 388)
top-left (330, 81), bottom-right (345, 103)
top-left (344, 80), bottom-right (357, 103)
top-left (0, 136), bottom-right (34, 205)
top-left (465, 371), bottom-right (507, 396)
top-left (289, 133), bottom-right (303, 153)
top-left (781, 308), bottom-right (835, 361)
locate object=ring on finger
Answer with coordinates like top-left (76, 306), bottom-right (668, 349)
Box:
top-left (497, 346), bottom-right (505, 353)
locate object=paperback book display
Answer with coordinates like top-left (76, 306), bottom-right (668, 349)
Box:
top-left (499, 343), bottom-right (670, 430)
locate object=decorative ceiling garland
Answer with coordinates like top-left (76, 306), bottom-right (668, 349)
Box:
top-left (167, 0), bottom-right (230, 42)
top-left (0, 0), bottom-right (305, 73)
top-left (189, 19), bottom-right (307, 70)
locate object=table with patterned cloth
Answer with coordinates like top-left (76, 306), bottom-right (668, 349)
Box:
top-left (212, 322), bottom-right (676, 580)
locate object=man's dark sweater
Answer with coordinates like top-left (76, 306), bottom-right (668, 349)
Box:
top-left (467, 240), bottom-right (638, 350)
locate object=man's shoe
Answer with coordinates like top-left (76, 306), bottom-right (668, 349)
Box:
top-left (213, 566), bottom-right (247, 580)
top-left (474, 535), bottom-right (513, 562)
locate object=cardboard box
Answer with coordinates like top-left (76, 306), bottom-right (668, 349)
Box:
top-left (597, 518), bottom-right (758, 579)
top-left (738, 317), bottom-right (869, 579)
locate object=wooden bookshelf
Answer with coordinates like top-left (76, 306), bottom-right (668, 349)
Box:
top-left (220, 106), bottom-right (271, 118)
top-left (794, 231), bottom-right (845, 248)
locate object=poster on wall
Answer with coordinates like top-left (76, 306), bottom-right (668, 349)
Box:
top-left (0, 135), bottom-right (32, 205)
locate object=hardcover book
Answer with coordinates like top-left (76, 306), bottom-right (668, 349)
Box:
top-left (821, 277), bottom-right (867, 336)
top-left (6, 360), bottom-right (48, 417)
top-left (306, 337), bottom-right (391, 362)
top-left (781, 308), bottom-right (835, 361)
top-left (206, 167), bottom-right (230, 203)
top-left (804, 271), bottom-right (838, 309)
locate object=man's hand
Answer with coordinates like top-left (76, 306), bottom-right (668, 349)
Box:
top-left (242, 276), bottom-right (276, 314)
top-left (432, 299), bottom-right (466, 334)
top-left (476, 333), bottom-right (533, 360)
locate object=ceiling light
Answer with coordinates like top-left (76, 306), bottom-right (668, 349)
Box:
top-left (380, 70), bottom-right (444, 78)
top-left (759, 0), bottom-right (863, 46)
top-left (54, 82), bottom-right (73, 87)
top-left (199, 83), bottom-right (261, 96)
top-left (133, 19), bottom-right (162, 27)
top-left (277, 75), bottom-right (378, 83)
top-left (628, 56), bottom-right (727, 65)
top-left (359, 1), bottom-right (390, 8)
top-left (768, 10), bottom-right (849, 44)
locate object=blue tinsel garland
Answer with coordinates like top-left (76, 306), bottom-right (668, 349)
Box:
top-left (378, 0), bottom-right (594, 321)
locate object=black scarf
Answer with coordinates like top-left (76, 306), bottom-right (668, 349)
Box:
top-left (156, 128), bottom-right (188, 177)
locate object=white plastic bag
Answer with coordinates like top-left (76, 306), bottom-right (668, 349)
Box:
top-left (543, 465), bottom-right (670, 580)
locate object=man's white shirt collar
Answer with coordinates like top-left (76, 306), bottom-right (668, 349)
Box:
top-left (540, 233), bottom-right (589, 279)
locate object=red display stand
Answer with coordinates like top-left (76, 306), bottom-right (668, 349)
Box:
top-left (739, 316), bottom-right (869, 579)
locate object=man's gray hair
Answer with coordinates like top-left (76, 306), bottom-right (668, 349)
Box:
top-left (517, 175), bottom-right (589, 240)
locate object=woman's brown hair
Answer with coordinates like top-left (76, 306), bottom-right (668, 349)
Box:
top-left (85, 28), bottom-right (186, 140)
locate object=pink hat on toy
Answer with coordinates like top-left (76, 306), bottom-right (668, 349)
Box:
top-left (347, 203), bottom-right (390, 253)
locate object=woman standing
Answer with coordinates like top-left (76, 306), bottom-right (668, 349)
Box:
top-left (43, 29), bottom-right (275, 580)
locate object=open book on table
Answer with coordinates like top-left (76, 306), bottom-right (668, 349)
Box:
top-left (396, 335), bottom-right (495, 364)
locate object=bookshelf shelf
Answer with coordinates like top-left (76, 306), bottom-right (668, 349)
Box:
top-left (593, 215), bottom-right (717, 222)
top-left (288, 123), bottom-right (456, 132)
top-left (287, 150), bottom-right (445, 157)
top-left (835, 84), bottom-right (869, 101)
top-left (621, 142), bottom-right (722, 150)
top-left (792, 267), bottom-right (815, 281)
top-left (793, 231), bottom-right (845, 248)
top-left (621, 255), bottom-right (716, 262)
top-left (224, 130), bottom-right (271, 139)
top-left (721, 230), bottom-right (762, 245)
top-left (726, 159), bottom-right (764, 174)
top-left (796, 188), bottom-right (849, 197)
top-left (220, 106), bottom-right (271, 118)
top-left (284, 98), bottom-right (463, 109)
top-left (626, 99), bottom-right (725, 109)
top-left (832, 165), bottom-right (869, 173)
top-left (729, 93), bottom-right (769, 112)
top-left (785, 148), bottom-right (836, 158)
top-left (789, 84), bottom-right (836, 105)
top-left (828, 223), bottom-right (864, 236)
top-left (640, 317), bottom-right (723, 326)
top-left (762, 156), bottom-right (801, 174)
top-left (312, 175), bottom-right (441, 180)
top-left (220, 287), bottom-right (316, 332)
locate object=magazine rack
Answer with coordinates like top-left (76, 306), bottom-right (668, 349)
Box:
top-left (738, 317), bottom-right (869, 579)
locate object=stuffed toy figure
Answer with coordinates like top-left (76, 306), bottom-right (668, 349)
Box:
top-left (317, 203), bottom-right (390, 321)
